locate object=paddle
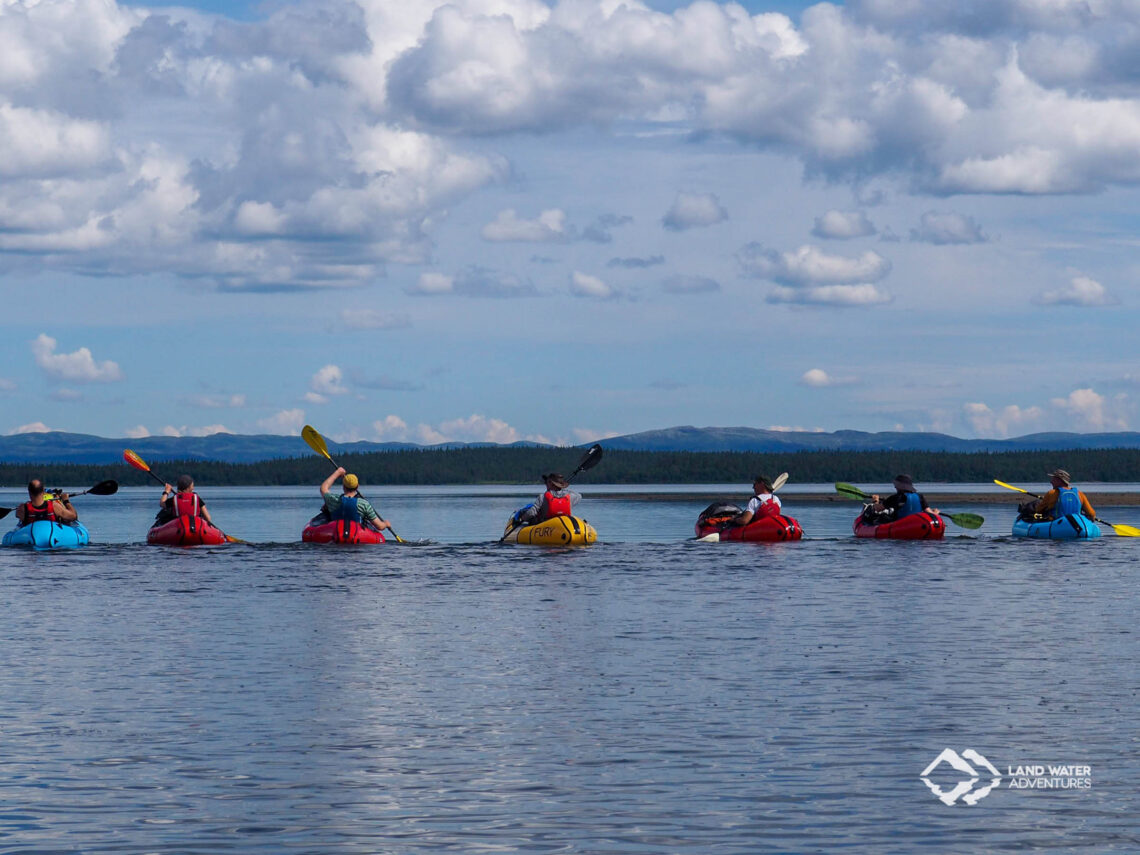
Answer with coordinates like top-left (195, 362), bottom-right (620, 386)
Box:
top-left (993, 479), bottom-right (1139, 537)
top-left (301, 425), bottom-right (405, 543)
top-left (834, 482), bottom-right (984, 530)
top-left (694, 472), bottom-right (791, 542)
top-left (123, 450), bottom-right (245, 543)
top-left (0, 479), bottom-right (118, 520)
top-left (502, 444), bottom-right (604, 541)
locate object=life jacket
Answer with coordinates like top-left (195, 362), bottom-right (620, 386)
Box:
top-left (173, 491), bottom-right (201, 519)
top-left (334, 495), bottom-right (362, 524)
top-left (1054, 487), bottom-right (1081, 518)
top-left (541, 490), bottom-right (572, 519)
top-left (23, 500), bottom-right (56, 523)
top-left (750, 493), bottom-right (781, 520)
top-left (896, 491), bottom-right (923, 520)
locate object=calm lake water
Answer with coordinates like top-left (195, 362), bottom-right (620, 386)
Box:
top-left (2, 486), bottom-right (1139, 852)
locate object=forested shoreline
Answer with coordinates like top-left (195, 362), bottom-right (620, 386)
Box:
top-left (3, 446), bottom-right (1140, 487)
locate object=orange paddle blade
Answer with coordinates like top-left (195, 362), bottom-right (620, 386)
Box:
top-left (123, 449), bottom-right (151, 472)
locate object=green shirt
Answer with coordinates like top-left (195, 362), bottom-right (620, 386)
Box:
top-left (324, 493), bottom-right (380, 523)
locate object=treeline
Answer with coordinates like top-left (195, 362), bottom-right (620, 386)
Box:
top-left (3, 447), bottom-right (1140, 487)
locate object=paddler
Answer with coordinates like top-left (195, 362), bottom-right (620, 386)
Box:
top-left (156, 474), bottom-right (214, 525)
top-left (1024, 469), bottom-right (1096, 521)
top-left (866, 474), bottom-right (939, 523)
top-left (729, 474), bottom-right (782, 527)
top-left (15, 478), bottom-right (78, 525)
top-left (319, 467), bottom-right (390, 533)
top-left (510, 472), bottom-right (581, 529)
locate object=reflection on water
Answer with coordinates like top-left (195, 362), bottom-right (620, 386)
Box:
top-left (1, 489), bottom-right (1138, 852)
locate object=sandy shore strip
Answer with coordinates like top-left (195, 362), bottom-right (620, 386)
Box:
top-left (590, 491), bottom-right (1140, 505)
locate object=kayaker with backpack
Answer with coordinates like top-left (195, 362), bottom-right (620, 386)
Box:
top-left (156, 474), bottom-right (214, 526)
top-left (863, 474), bottom-right (939, 524)
top-left (15, 479), bottom-right (78, 526)
top-left (318, 467), bottom-right (390, 533)
top-left (1020, 469), bottom-right (1096, 521)
top-left (728, 474), bottom-right (783, 528)
top-left (509, 473), bottom-right (582, 529)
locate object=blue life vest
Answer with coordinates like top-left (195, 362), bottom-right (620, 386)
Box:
top-left (897, 491), bottom-right (923, 520)
top-left (334, 495), bottom-right (362, 524)
top-left (1054, 487), bottom-right (1081, 518)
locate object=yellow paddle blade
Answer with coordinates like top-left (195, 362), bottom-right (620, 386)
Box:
top-left (123, 448), bottom-right (151, 473)
top-left (993, 479), bottom-right (1030, 494)
top-left (301, 425), bottom-right (333, 462)
top-left (1106, 522), bottom-right (1140, 537)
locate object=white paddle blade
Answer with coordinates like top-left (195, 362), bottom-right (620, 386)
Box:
top-left (696, 532), bottom-right (720, 543)
top-left (772, 472), bottom-right (789, 491)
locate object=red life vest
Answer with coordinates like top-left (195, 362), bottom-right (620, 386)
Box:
top-left (542, 491), bottom-right (572, 519)
top-left (173, 491), bottom-right (201, 518)
top-left (23, 500), bottom-right (56, 523)
top-left (751, 494), bottom-right (781, 520)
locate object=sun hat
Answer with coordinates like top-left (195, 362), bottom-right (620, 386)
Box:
top-left (1047, 469), bottom-right (1071, 485)
top-left (893, 474), bottom-right (915, 490)
top-left (542, 473), bottom-right (569, 490)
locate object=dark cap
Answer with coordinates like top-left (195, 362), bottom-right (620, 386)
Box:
top-left (893, 474), bottom-right (915, 490)
top-left (176, 474), bottom-right (194, 491)
top-left (542, 473), bottom-right (568, 490)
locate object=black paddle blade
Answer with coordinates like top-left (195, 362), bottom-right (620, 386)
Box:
top-left (87, 480), bottom-right (119, 496)
top-left (0, 507), bottom-right (11, 520)
top-left (576, 444), bottom-right (603, 473)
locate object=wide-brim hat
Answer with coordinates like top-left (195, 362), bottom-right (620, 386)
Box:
top-left (893, 474), bottom-right (915, 490)
top-left (542, 473), bottom-right (569, 490)
top-left (1047, 469), bottom-right (1071, 485)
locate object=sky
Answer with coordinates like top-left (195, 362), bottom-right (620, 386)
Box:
top-left (1, 0), bottom-right (1137, 445)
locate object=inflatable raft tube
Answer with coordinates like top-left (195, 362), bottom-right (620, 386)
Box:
top-left (853, 511), bottom-right (945, 540)
top-left (695, 514), bottom-right (804, 542)
top-left (2, 521), bottom-right (90, 550)
top-left (147, 517), bottom-right (231, 546)
top-left (302, 518), bottom-right (387, 545)
top-left (503, 515), bottom-right (596, 546)
top-left (1012, 514), bottom-right (1101, 539)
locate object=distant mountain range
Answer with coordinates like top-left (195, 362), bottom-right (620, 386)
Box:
top-left (2, 426), bottom-right (1140, 465)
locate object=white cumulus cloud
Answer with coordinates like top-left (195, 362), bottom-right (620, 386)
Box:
top-left (909, 211), bottom-right (988, 245)
top-left (800, 368), bottom-right (856, 387)
top-left (662, 192), bottom-right (728, 231)
top-left (31, 334), bottom-right (122, 383)
top-left (257, 409), bottom-right (306, 436)
top-left (570, 271), bottom-right (615, 300)
top-left (1037, 275), bottom-right (1118, 307)
top-left (812, 210), bottom-right (876, 239)
top-left (482, 208), bottom-right (569, 242)
top-left (308, 365), bottom-right (349, 403)
top-left (740, 244), bottom-right (892, 286)
top-left (10, 421), bottom-right (51, 434)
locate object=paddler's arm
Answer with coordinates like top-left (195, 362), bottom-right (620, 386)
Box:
top-left (199, 499), bottom-right (213, 524)
top-left (1080, 492), bottom-right (1096, 520)
top-left (54, 494), bottom-right (78, 522)
top-left (320, 467), bottom-right (345, 497)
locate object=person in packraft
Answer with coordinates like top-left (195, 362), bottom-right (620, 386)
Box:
top-left (15, 478), bottom-right (78, 526)
top-left (729, 474), bottom-right (782, 527)
top-left (510, 473), bottom-right (582, 528)
top-left (156, 474), bottom-right (214, 525)
top-left (1023, 469), bottom-right (1096, 521)
top-left (319, 467), bottom-right (390, 532)
top-left (866, 474), bottom-right (939, 523)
